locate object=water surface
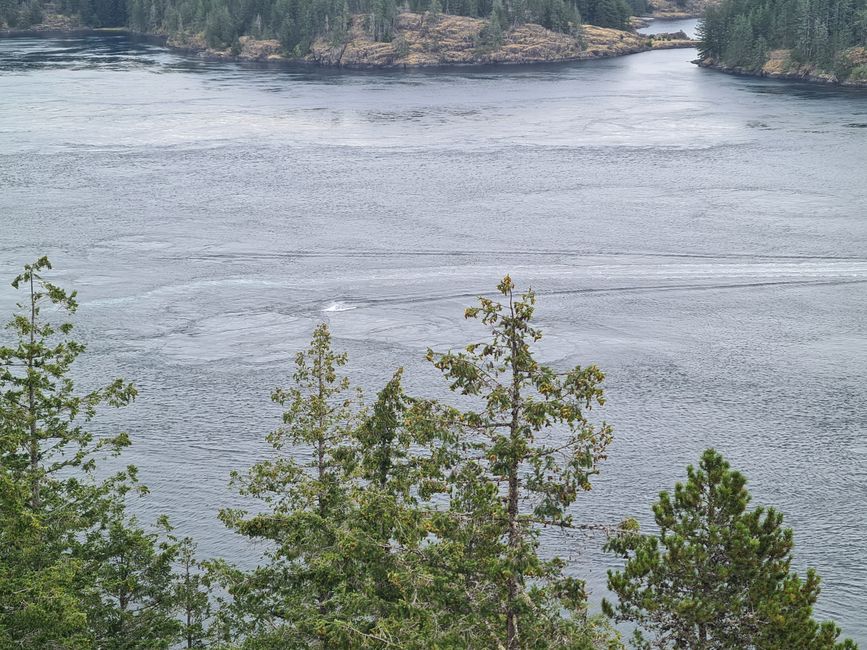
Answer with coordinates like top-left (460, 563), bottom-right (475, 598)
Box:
top-left (638, 17), bottom-right (699, 38)
top-left (1, 34), bottom-right (866, 642)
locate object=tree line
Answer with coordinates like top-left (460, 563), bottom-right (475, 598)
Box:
top-left (698, 0), bottom-right (867, 78)
top-left (0, 258), bottom-right (858, 649)
top-left (0, 0), bottom-right (646, 54)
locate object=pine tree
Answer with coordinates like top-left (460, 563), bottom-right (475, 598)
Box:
top-left (330, 368), bottom-right (459, 647)
top-left (604, 449), bottom-right (858, 650)
top-left (426, 275), bottom-right (614, 650)
top-left (82, 511), bottom-right (181, 649)
top-left (0, 258), bottom-right (134, 646)
top-left (175, 537), bottom-right (211, 649)
top-left (0, 258), bottom-right (182, 648)
top-left (215, 323), bottom-right (361, 647)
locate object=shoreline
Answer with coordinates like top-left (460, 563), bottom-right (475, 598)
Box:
top-left (2, 16), bottom-right (697, 69)
top-left (696, 58), bottom-right (867, 89)
top-left (0, 26), bottom-right (129, 37)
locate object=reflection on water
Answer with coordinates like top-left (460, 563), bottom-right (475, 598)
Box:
top-left (1, 33), bottom-right (866, 643)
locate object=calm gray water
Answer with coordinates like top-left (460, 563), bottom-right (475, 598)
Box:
top-left (638, 17), bottom-right (699, 39)
top-left (1, 33), bottom-right (866, 642)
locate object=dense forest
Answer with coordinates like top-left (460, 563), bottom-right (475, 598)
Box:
top-left (0, 258), bottom-right (858, 649)
top-left (0, 0), bottom-right (650, 54)
top-left (698, 0), bottom-right (867, 82)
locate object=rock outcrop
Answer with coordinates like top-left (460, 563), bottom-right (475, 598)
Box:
top-left (8, 11), bottom-right (699, 69)
top-left (188, 13), bottom-right (696, 68)
top-left (699, 47), bottom-right (867, 87)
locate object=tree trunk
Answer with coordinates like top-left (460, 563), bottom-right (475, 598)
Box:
top-left (28, 272), bottom-right (40, 510)
top-left (317, 346), bottom-right (326, 514)
top-left (506, 293), bottom-right (521, 650)
top-left (506, 462), bottom-right (519, 650)
top-left (186, 560), bottom-right (194, 648)
top-left (316, 346), bottom-right (329, 625)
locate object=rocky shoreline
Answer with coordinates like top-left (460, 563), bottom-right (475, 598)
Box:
top-left (697, 48), bottom-right (867, 89)
top-left (5, 12), bottom-right (697, 68)
top-left (173, 14), bottom-right (696, 68)
top-left (166, 15), bottom-right (696, 68)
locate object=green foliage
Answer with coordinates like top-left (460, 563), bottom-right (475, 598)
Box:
top-left (327, 369), bottom-right (461, 646)
top-left (214, 323), bottom-right (364, 646)
top-left (81, 511), bottom-right (182, 648)
top-left (1, 265), bottom-right (858, 649)
top-left (0, 259), bottom-right (205, 648)
top-left (535, 0), bottom-right (579, 32)
top-left (205, 5), bottom-right (235, 48)
top-left (13, 0), bottom-right (610, 56)
top-left (175, 537), bottom-right (212, 648)
top-left (426, 275), bottom-right (614, 649)
top-left (0, 258), bottom-right (135, 511)
top-left (25, 0), bottom-right (42, 24)
top-left (849, 63), bottom-right (867, 80)
top-left (699, 0), bottom-right (866, 74)
top-left (574, 0), bottom-right (630, 29)
top-left (213, 329), bottom-right (462, 647)
top-left (479, 3), bottom-right (505, 48)
top-left (213, 281), bottom-right (622, 648)
top-left (0, 0), bottom-right (44, 26)
top-left (603, 449), bottom-right (858, 650)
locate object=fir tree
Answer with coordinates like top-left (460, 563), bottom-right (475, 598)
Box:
top-left (215, 323), bottom-right (361, 647)
top-left (174, 537), bottom-right (211, 649)
top-left (0, 258), bottom-right (135, 645)
top-left (604, 449), bottom-right (858, 650)
top-left (329, 369), bottom-right (458, 646)
top-left (426, 275), bottom-right (615, 650)
top-left (82, 511), bottom-right (181, 649)
top-left (0, 258), bottom-right (183, 648)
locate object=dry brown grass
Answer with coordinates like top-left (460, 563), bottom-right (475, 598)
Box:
top-left (306, 13), bottom-right (662, 67)
top-left (170, 11), bottom-right (695, 68)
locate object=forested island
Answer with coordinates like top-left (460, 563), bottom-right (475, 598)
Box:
top-left (3, 0), bottom-right (867, 80)
top-left (697, 0), bottom-right (867, 85)
top-left (0, 258), bottom-right (859, 648)
top-left (0, 0), bottom-right (699, 65)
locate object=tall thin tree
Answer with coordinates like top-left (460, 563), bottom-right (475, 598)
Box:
top-left (427, 275), bottom-right (614, 649)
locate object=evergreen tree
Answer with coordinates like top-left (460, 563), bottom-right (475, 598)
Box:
top-left (175, 537), bottom-right (212, 649)
top-left (0, 259), bottom-right (193, 649)
top-left (480, 5), bottom-right (505, 47)
top-left (204, 5), bottom-right (236, 48)
top-left (81, 511), bottom-right (181, 649)
top-left (213, 330), bottom-right (464, 647)
top-left (329, 369), bottom-right (459, 647)
top-left (0, 258), bottom-right (136, 645)
top-left (0, 465), bottom-right (90, 647)
top-left (698, 0), bottom-right (866, 75)
top-left (724, 14), bottom-right (757, 67)
top-left (426, 275), bottom-right (615, 650)
top-left (592, 0), bottom-right (629, 29)
top-left (215, 323), bottom-right (361, 647)
top-left (604, 449), bottom-right (858, 650)
top-left (14, 0), bottom-right (644, 57)
top-left (490, 0), bottom-right (506, 27)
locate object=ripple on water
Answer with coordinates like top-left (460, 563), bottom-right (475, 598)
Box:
top-left (1, 32), bottom-right (866, 643)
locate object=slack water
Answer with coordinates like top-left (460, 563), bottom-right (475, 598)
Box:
top-left (1, 27), bottom-right (866, 642)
